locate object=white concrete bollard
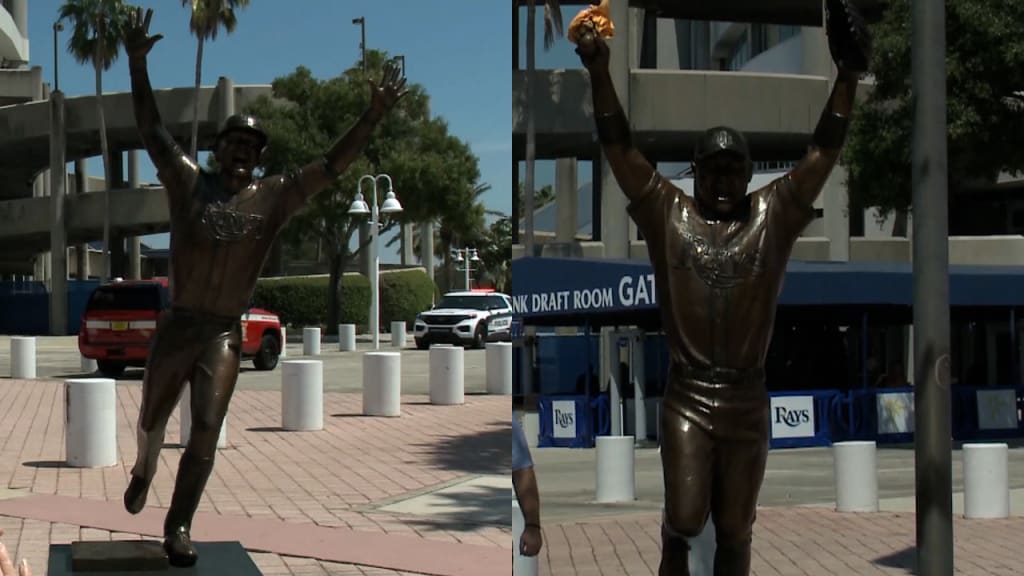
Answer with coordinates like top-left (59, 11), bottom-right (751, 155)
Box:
top-left (688, 516), bottom-right (715, 576)
top-left (64, 378), bottom-right (117, 467)
top-left (595, 435), bottom-right (636, 502)
top-left (485, 342), bottom-right (513, 395)
top-left (302, 327), bottom-right (321, 356)
top-left (10, 336), bottom-right (36, 379)
top-left (178, 383), bottom-right (227, 449)
top-left (522, 412), bottom-right (540, 448)
top-left (80, 355), bottom-right (97, 374)
top-left (390, 321), bottom-right (407, 348)
top-left (280, 327), bottom-right (287, 358)
top-left (512, 500), bottom-right (538, 576)
top-left (429, 345), bottom-right (465, 405)
top-left (338, 324), bottom-right (357, 352)
top-left (362, 352), bottom-right (401, 416)
top-left (963, 443), bottom-right (1009, 519)
top-left (833, 441), bottom-right (879, 512)
top-left (281, 360), bottom-right (323, 431)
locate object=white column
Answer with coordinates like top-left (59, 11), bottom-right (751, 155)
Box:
top-left (338, 324), bottom-right (357, 351)
top-left (281, 360), bottom-right (324, 431)
top-left (963, 443), bottom-right (1009, 519)
top-left (10, 336), bottom-right (36, 379)
top-left (362, 352), bottom-right (401, 416)
top-left (429, 345), bottom-right (465, 405)
top-left (64, 378), bottom-right (117, 467)
top-left (486, 342), bottom-right (513, 395)
top-left (833, 441), bottom-right (879, 512)
top-left (595, 435), bottom-right (635, 502)
top-left (302, 327), bottom-right (321, 356)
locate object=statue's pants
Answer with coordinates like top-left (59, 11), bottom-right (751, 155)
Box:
top-left (130, 307), bottom-right (241, 536)
top-left (658, 372), bottom-right (769, 576)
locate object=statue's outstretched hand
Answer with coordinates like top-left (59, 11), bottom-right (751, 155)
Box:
top-left (124, 7), bottom-right (163, 61)
top-left (825, 0), bottom-right (871, 74)
top-left (574, 21), bottom-right (610, 72)
top-left (369, 61), bottom-right (409, 114)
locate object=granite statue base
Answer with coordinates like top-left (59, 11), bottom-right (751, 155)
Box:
top-left (48, 541), bottom-right (263, 575)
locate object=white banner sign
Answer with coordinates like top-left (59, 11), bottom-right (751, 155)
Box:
top-left (976, 389), bottom-right (1019, 430)
top-left (551, 400), bottom-right (577, 439)
top-left (770, 396), bottom-right (815, 439)
top-left (877, 392), bottom-right (915, 434)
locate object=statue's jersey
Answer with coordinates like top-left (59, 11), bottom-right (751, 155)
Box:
top-left (166, 170), bottom-right (291, 318)
top-left (627, 172), bottom-right (814, 438)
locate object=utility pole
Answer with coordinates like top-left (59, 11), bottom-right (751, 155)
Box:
top-left (352, 17), bottom-right (366, 72)
top-left (912, 0), bottom-right (953, 573)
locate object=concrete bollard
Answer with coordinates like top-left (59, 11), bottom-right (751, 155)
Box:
top-left (281, 360), bottom-right (323, 431)
top-left (485, 342), bottom-right (513, 395)
top-left (390, 321), bottom-right (407, 348)
top-left (595, 435), bottom-right (636, 502)
top-left (429, 345), bottom-right (465, 405)
top-left (833, 441), bottom-right (879, 512)
top-left (963, 443), bottom-right (1009, 519)
top-left (179, 383), bottom-right (227, 449)
top-left (338, 324), bottom-right (356, 352)
top-left (513, 499), bottom-right (538, 576)
top-left (302, 327), bottom-right (321, 356)
top-left (80, 355), bottom-right (97, 374)
top-left (522, 412), bottom-right (540, 448)
top-left (688, 516), bottom-right (715, 576)
top-left (362, 352), bottom-right (401, 416)
top-left (11, 336), bottom-right (36, 379)
top-left (64, 378), bottom-right (117, 467)
top-left (280, 327), bottom-right (287, 358)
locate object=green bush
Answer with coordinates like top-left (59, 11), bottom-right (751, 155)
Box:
top-left (380, 270), bottom-right (436, 330)
top-left (253, 270), bottom-right (434, 331)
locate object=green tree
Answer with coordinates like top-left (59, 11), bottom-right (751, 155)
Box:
top-left (181, 0), bottom-right (250, 157)
top-left (243, 50), bottom-right (484, 333)
top-left (517, 182), bottom-right (554, 218)
top-left (59, 0), bottom-right (132, 283)
top-left (477, 216), bottom-right (512, 293)
top-left (842, 0), bottom-right (1024, 219)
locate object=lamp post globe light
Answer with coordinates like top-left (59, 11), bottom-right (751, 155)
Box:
top-left (349, 174), bottom-right (402, 350)
top-left (451, 247), bottom-right (481, 291)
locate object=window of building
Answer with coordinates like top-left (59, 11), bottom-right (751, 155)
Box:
top-left (728, 32), bottom-right (751, 70)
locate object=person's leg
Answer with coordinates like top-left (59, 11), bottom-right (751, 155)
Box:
top-left (709, 436), bottom-right (769, 576)
top-left (125, 313), bottom-right (195, 514)
top-left (162, 321), bottom-right (241, 567)
top-left (659, 409), bottom-right (715, 576)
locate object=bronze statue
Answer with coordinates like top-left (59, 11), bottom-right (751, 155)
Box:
top-left (573, 0), bottom-right (871, 573)
top-left (121, 8), bottom-right (407, 567)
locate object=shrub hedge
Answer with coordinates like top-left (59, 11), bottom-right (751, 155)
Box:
top-left (253, 269), bottom-right (434, 331)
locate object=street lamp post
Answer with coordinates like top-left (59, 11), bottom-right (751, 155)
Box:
top-left (352, 17), bottom-right (366, 72)
top-left (349, 174), bottom-right (403, 350)
top-left (53, 21), bottom-right (63, 92)
top-left (451, 248), bottom-right (481, 291)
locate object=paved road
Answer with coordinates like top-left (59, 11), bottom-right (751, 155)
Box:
top-left (0, 334), bottom-right (490, 395)
top-left (525, 432), bottom-right (1024, 524)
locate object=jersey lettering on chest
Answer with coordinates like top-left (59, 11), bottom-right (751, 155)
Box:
top-left (200, 201), bottom-right (265, 242)
top-left (673, 216), bottom-right (767, 290)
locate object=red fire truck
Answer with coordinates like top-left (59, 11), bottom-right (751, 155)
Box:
top-left (78, 278), bottom-right (283, 378)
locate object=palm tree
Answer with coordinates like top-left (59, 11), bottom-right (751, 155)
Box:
top-left (516, 0), bottom-right (562, 256)
top-left (59, 0), bottom-right (131, 284)
top-left (181, 0), bottom-right (250, 157)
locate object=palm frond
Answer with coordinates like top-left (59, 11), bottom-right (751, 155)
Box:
top-left (58, 0), bottom-right (131, 70)
top-left (542, 0), bottom-right (563, 51)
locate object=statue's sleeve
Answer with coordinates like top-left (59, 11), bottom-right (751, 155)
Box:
top-left (764, 175), bottom-right (817, 244)
top-left (626, 171), bottom-right (679, 253)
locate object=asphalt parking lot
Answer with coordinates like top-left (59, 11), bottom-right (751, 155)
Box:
top-left (0, 334), bottom-right (490, 395)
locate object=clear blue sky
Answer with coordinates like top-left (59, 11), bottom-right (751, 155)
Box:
top-left (26, 0), bottom-right (511, 257)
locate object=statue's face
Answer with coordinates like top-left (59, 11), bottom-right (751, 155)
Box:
top-left (215, 130), bottom-right (264, 180)
top-left (694, 152), bottom-right (749, 218)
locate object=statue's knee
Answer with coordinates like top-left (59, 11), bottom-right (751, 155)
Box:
top-left (664, 505), bottom-right (706, 540)
top-left (713, 517), bottom-right (754, 547)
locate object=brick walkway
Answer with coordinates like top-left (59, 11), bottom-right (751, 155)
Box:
top-left (0, 379), bottom-right (512, 576)
top-left (535, 508), bottom-right (1024, 575)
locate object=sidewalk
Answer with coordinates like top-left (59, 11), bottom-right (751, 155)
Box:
top-left (536, 507), bottom-right (1024, 575)
top-left (0, 378), bottom-right (512, 576)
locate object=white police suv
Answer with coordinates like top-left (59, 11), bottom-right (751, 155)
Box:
top-left (414, 290), bottom-right (513, 349)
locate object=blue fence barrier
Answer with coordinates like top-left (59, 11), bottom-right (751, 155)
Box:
top-left (0, 281), bottom-right (100, 336)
